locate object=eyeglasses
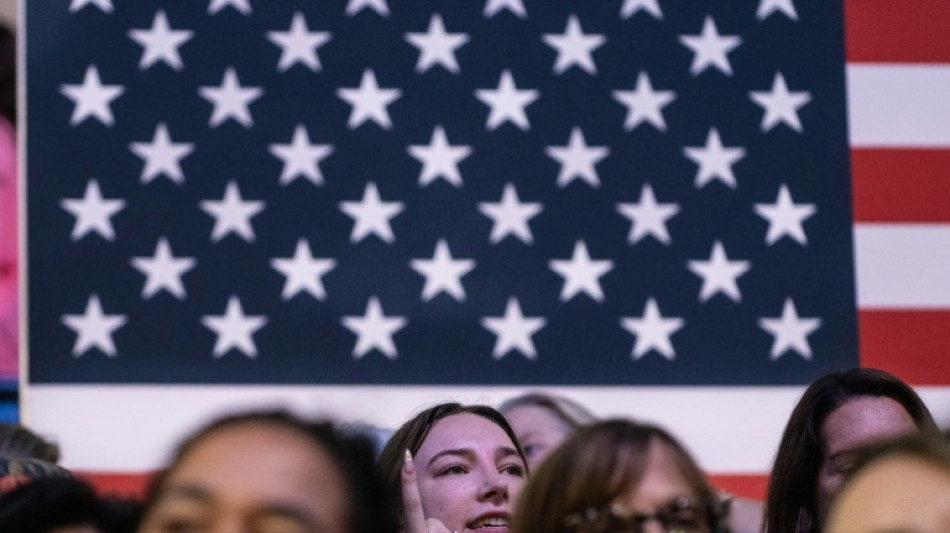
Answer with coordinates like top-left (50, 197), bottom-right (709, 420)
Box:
top-left (563, 496), bottom-right (711, 533)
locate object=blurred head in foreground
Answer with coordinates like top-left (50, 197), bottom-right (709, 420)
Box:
top-left (137, 410), bottom-right (397, 533)
top-left (765, 367), bottom-right (937, 533)
top-left (499, 391), bottom-right (597, 471)
top-left (824, 433), bottom-right (950, 533)
top-left (0, 476), bottom-right (141, 533)
top-left (378, 402), bottom-right (528, 533)
top-left (512, 419), bottom-right (727, 533)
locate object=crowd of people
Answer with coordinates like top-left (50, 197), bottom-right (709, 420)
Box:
top-left (0, 367), bottom-right (948, 533)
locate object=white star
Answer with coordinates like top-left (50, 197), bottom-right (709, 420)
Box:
top-left (410, 239), bottom-right (476, 302)
top-left (270, 238), bottom-right (336, 300)
top-left (549, 241), bottom-right (614, 302)
top-left (267, 12), bottom-right (332, 72)
top-left (345, 0), bottom-right (390, 17)
top-left (620, 0), bottom-right (662, 19)
top-left (130, 238), bottom-right (196, 299)
top-left (198, 68), bottom-right (264, 128)
top-left (201, 296), bottom-right (267, 358)
top-left (61, 295), bottom-right (127, 357)
top-left (749, 72), bottom-right (812, 132)
top-left (478, 183), bottom-right (543, 245)
top-left (475, 70), bottom-right (540, 131)
top-left (759, 298), bottom-right (821, 360)
top-left (612, 71), bottom-right (676, 131)
top-left (199, 181), bottom-right (265, 243)
top-left (757, 0), bottom-right (798, 21)
top-left (679, 16), bottom-right (741, 76)
top-left (60, 179), bottom-right (125, 241)
top-left (407, 126), bottom-right (472, 187)
top-left (616, 184), bottom-right (680, 245)
top-left (342, 297), bottom-right (407, 359)
top-left (546, 127), bottom-right (609, 188)
top-left (754, 184), bottom-right (816, 245)
top-left (405, 14), bottom-right (469, 74)
top-left (59, 65), bottom-right (125, 126)
top-left (128, 10), bottom-right (192, 71)
top-left (339, 182), bottom-right (405, 244)
top-left (208, 0), bottom-right (251, 15)
top-left (620, 298), bottom-right (684, 360)
top-left (484, 0), bottom-right (527, 19)
top-left (129, 123), bottom-right (194, 185)
top-left (683, 127), bottom-right (746, 189)
top-left (268, 124), bottom-right (334, 186)
top-left (69, 0), bottom-right (113, 13)
top-left (481, 297), bottom-right (545, 359)
top-left (542, 15), bottom-right (606, 75)
top-left (336, 69), bottom-right (402, 130)
top-left (687, 241), bottom-right (750, 303)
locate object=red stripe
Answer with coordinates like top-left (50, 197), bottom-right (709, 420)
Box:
top-left (851, 149), bottom-right (950, 223)
top-left (709, 474), bottom-right (769, 500)
top-left (81, 471), bottom-right (771, 502)
top-left (859, 310), bottom-right (950, 385)
top-left (80, 471), bottom-right (152, 499)
top-left (844, 0), bottom-right (950, 63)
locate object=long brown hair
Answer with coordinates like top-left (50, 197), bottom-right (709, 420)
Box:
top-left (764, 368), bottom-right (937, 533)
top-left (511, 419), bottom-right (724, 533)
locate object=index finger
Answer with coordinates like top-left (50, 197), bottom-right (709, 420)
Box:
top-left (401, 449), bottom-right (430, 533)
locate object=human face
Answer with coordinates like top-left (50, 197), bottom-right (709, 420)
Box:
top-left (138, 422), bottom-right (348, 533)
top-left (504, 404), bottom-right (573, 470)
top-left (412, 413), bottom-right (527, 533)
top-left (610, 441), bottom-right (710, 533)
top-left (824, 455), bottom-right (950, 533)
top-left (816, 396), bottom-right (917, 526)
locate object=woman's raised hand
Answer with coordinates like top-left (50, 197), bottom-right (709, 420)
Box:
top-left (402, 450), bottom-right (456, 533)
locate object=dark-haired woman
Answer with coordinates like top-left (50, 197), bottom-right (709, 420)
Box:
top-left (137, 410), bottom-right (398, 533)
top-left (378, 402), bottom-right (528, 533)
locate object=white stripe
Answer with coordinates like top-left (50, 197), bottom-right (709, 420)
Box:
top-left (23, 384), bottom-right (950, 473)
top-left (854, 224), bottom-right (950, 308)
top-left (847, 64), bottom-right (950, 147)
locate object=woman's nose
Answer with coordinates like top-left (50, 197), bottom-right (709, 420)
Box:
top-left (477, 470), bottom-right (510, 502)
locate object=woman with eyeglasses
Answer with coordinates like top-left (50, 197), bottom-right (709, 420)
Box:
top-left (510, 419), bottom-right (728, 533)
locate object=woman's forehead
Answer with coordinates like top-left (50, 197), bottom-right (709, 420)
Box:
top-left (163, 423), bottom-right (349, 527)
top-left (613, 442), bottom-right (698, 509)
top-left (418, 413), bottom-right (514, 455)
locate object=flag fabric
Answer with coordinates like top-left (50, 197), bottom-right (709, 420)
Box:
top-left (21, 0), bottom-right (949, 495)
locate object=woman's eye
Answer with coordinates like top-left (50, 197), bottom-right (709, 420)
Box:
top-left (154, 518), bottom-right (209, 533)
top-left (830, 455), bottom-right (857, 476)
top-left (523, 444), bottom-right (537, 457)
top-left (833, 462), bottom-right (856, 476)
top-left (253, 515), bottom-right (310, 533)
top-left (140, 501), bottom-right (212, 533)
top-left (501, 464), bottom-right (526, 477)
top-left (669, 513), bottom-right (702, 529)
top-left (437, 464), bottom-right (467, 476)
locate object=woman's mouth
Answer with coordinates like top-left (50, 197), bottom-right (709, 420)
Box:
top-left (467, 515), bottom-right (509, 530)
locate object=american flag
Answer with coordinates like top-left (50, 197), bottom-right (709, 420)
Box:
top-left (22, 0), bottom-right (949, 493)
